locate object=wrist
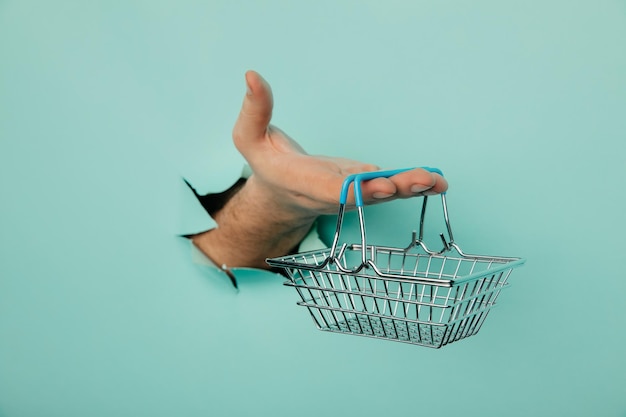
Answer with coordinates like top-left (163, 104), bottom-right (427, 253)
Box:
top-left (241, 175), bottom-right (320, 228)
top-left (192, 175), bottom-right (318, 269)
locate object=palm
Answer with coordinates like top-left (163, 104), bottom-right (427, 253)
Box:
top-left (247, 126), bottom-right (381, 214)
top-left (232, 71), bottom-right (447, 218)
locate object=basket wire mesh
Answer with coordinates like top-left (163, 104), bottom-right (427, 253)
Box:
top-left (267, 168), bottom-right (525, 348)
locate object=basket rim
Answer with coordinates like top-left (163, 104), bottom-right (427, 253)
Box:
top-left (267, 245), bottom-right (526, 287)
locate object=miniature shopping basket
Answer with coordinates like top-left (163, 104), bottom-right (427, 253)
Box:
top-left (266, 168), bottom-right (526, 348)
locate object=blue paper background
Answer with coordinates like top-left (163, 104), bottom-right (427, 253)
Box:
top-left (1, 1), bottom-right (625, 416)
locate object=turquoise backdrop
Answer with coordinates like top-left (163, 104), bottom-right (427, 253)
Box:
top-left (1, 1), bottom-right (625, 416)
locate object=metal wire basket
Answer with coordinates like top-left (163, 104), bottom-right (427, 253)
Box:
top-left (267, 168), bottom-right (525, 348)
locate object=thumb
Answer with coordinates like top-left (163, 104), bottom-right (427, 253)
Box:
top-left (232, 71), bottom-right (274, 154)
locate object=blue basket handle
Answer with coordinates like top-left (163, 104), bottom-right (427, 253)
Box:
top-left (339, 167), bottom-right (444, 207)
top-left (326, 167), bottom-right (446, 272)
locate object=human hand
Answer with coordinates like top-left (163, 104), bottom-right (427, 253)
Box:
top-left (232, 71), bottom-right (448, 220)
top-left (192, 71), bottom-right (447, 270)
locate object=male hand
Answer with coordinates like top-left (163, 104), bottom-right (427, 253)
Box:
top-left (233, 71), bottom-right (447, 218)
top-left (192, 71), bottom-right (447, 270)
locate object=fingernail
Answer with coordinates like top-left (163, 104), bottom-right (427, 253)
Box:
top-left (411, 184), bottom-right (430, 193)
top-left (373, 192), bottom-right (394, 199)
top-left (245, 74), bottom-right (253, 96)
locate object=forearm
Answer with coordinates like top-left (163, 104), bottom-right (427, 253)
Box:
top-left (191, 175), bottom-right (318, 270)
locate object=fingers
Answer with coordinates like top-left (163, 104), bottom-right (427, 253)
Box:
top-left (232, 71), bottom-right (274, 155)
top-left (359, 168), bottom-right (448, 204)
top-left (389, 168), bottom-right (448, 197)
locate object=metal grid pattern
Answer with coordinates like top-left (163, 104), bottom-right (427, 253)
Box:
top-left (267, 171), bottom-right (525, 348)
top-left (279, 245), bottom-right (517, 348)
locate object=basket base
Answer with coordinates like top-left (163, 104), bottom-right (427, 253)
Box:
top-left (314, 313), bottom-right (480, 348)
